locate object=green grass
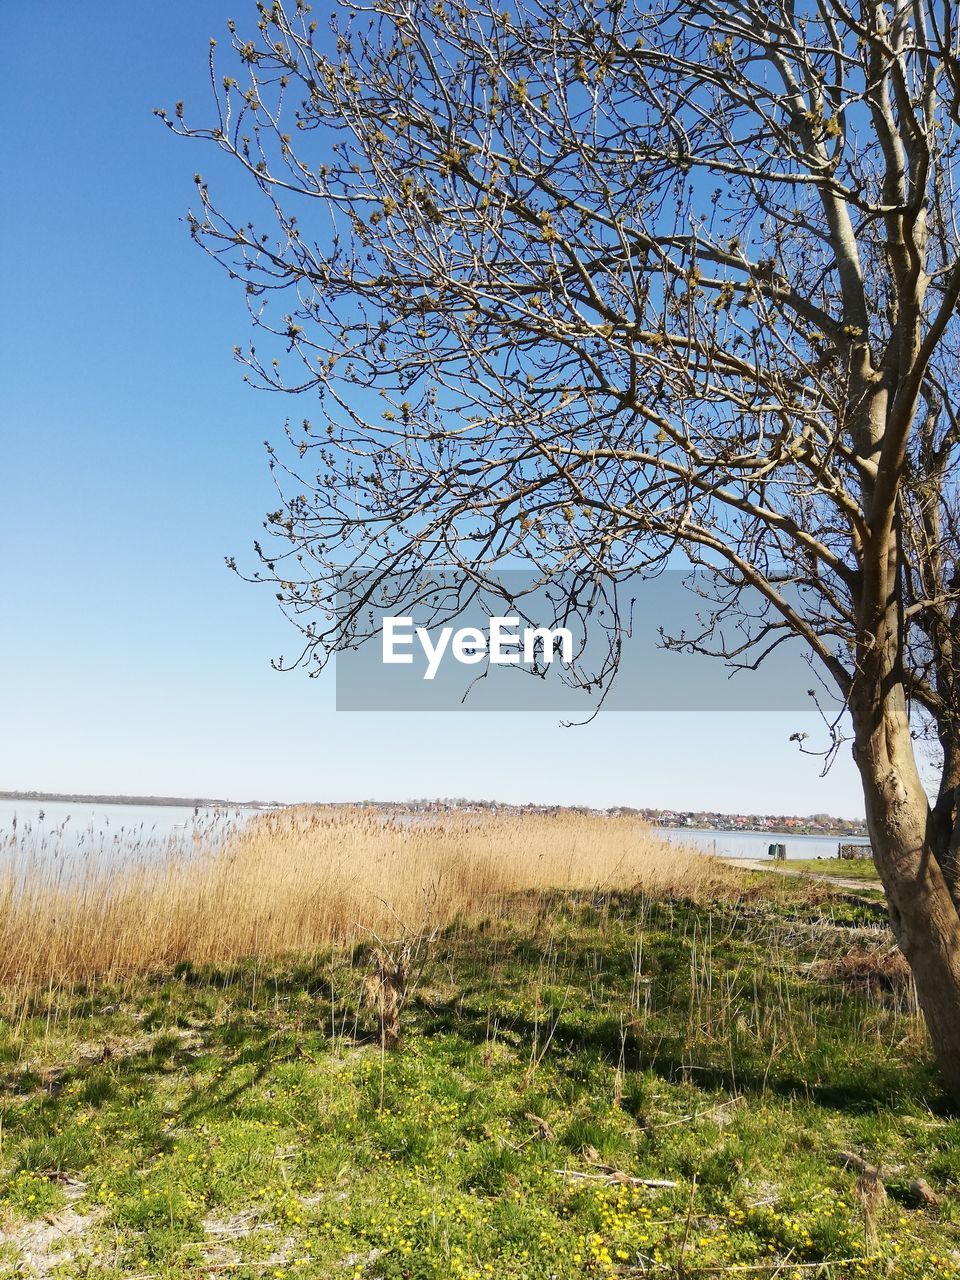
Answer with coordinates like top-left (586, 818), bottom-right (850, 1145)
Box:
top-left (0, 883), bottom-right (956, 1279)
top-left (778, 857), bottom-right (881, 882)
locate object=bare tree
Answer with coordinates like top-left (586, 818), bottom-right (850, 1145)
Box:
top-left (165, 0), bottom-right (960, 1096)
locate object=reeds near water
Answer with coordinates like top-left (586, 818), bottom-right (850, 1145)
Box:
top-left (0, 808), bottom-right (729, 992)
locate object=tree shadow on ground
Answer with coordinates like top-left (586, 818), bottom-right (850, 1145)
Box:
top-left (411, 993), bottom-right (954, 1118)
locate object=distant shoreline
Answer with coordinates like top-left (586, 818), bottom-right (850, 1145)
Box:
top-left (0, 793), bottom-right (866, 837)
top-left (0, 792), bottom-right (275, 810)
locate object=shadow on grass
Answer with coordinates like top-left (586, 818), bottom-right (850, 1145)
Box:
top-left (1, 884), bottom-right (954, 1172)
top-left (411, 993), bottom-right (950, 1116)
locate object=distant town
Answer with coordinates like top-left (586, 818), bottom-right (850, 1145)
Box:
top-left (351, 799), bottom-right (869, 837)
top-left (0, 792), bottom-right (868, 837)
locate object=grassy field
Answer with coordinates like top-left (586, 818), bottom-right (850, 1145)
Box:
top-left (0, 815), bottom-right (957, 1279)
top-left (777, 858), bottom-right (881, 883)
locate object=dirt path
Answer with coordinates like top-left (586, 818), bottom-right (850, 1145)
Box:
top-left (724, 858), bottom-right (884, 895)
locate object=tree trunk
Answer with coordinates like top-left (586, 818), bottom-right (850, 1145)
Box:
top-left (852, 683), bottom-right (960, 1103)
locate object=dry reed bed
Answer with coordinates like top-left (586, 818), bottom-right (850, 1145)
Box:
top-left (0, 809), bottom-right (731, 990)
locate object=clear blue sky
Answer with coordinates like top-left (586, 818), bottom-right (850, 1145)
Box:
top-left (0, 3), bottom-right (868, 815)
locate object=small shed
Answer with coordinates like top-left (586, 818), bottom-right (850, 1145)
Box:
top-left (838, 842), bottom-right (871, 861)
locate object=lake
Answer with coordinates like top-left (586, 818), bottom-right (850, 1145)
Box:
top-left (659, 825), bottom-right (871, 861)
top-left (0, 801), bottom-right (869, 873)
top-left (0, 798), bottom-right (253, 869)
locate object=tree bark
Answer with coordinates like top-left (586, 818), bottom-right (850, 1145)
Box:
top-left (852, 681), bottom-right (960, 1102)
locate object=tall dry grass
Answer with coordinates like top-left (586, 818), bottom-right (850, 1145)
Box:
top-left (0, 807), bottom-right (732, 993)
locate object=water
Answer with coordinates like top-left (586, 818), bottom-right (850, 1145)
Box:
top-left (659, 826), bottom-right (871, 861)
top-left (0, 798), bottom-right (253, 873)
top-left (0, 802), bottom-right (868, 874)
